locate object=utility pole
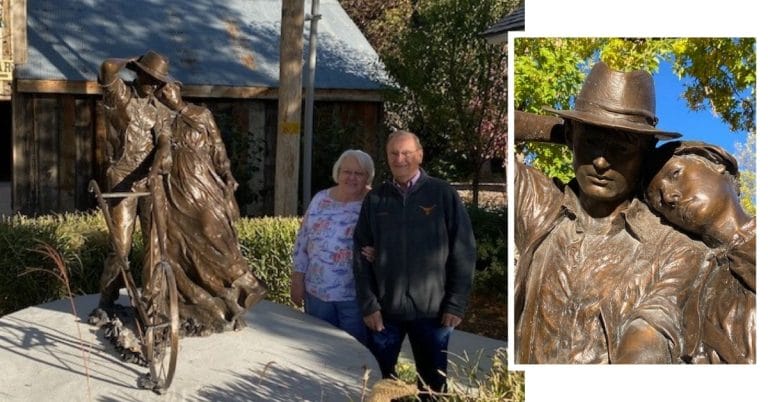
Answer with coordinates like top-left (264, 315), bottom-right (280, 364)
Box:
top-left (274, 0), bottom-right (305, 216)
top-left (302, 0), bottom-right (321, 212)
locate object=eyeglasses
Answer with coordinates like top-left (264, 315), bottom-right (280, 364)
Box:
top-left (340, 169), bottom-right (366, 178)
top-left (388, 150), bottom-right (419, 158)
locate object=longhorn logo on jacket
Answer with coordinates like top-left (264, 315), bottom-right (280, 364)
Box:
top-left (419, 205), bottom-right (437, 216)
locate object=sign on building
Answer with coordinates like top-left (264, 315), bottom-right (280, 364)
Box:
top-left (0, 59), bottom-right (11, 80)
top-left (1, 0), bottom-right (12, 96)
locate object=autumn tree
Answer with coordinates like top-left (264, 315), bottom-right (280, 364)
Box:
top-left (734, 130), bottom-right (756, 215)
top-left (340, 0), bottom-right (516, 205)
top-left (513, 38), bottom-right (597, 182)
top-left (338, 0), bottom-right (410, 54)
top-left (514, 38), bottom-right (756, 196)
top-left (381, 0), bottom-right (516, 205)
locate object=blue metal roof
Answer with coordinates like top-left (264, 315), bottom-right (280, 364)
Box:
top-left (17, 0), bottom-right (389, 91)
top-left (482, 6), bottom-right (525, 37)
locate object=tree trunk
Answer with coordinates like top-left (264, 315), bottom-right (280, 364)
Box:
top-left (471, 166), bottom-right (480, 207)
top-left (274, 0), bottom-right (305, 216)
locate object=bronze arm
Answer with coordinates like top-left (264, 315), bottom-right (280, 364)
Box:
top-left (514, 110), bottom-right (566, 145)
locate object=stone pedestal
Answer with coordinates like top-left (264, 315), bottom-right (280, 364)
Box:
top-left (0, 292), bottom-right (507, 401)
top-left (0, 293), bottom-right (378, 401)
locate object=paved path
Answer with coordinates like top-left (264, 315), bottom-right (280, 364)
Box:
top-left (0, 293), bottom-right (506, 401)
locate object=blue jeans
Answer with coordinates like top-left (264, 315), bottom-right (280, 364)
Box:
top-left (304, 292), bottom-right (368, 346)
top-left (368, 316), bottom-right (452, 396)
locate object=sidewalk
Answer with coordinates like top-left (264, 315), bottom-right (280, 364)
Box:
top-left (0, 293), bottom-right (506, 401)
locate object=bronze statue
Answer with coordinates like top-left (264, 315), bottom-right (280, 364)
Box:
top-left (514, 62), bottom-right (715, 363)
top-left (92, 51), bottom-right (266, 338)
top-left (645, 141), bottom-right (755, 363)
top-left (96, 50), bottom-right (174, 310)
top-left (153, 82), bottom-right (267, 335)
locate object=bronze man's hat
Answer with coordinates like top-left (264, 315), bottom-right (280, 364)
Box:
top-left (544, 61), bottom-right (681, 140)
top-left (128, 50), bottom-right (173, 83)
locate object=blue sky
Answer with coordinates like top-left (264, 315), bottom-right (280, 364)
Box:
top-left (652, 60), bottom-right (748, 156)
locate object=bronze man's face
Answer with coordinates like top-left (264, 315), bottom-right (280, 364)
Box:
top-left (135, 71), bottom-right (162, 98)
top-left (646, 154), bottom-right (733, 234)
top-left (570, 122), bottom-right (654, 206)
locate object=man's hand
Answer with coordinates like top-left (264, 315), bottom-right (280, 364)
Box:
top-left (441, 313), bottom-right (462, 328)
top-left (364, 311), bottom-right (385, 332)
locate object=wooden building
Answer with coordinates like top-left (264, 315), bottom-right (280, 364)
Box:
top-left (1, 0), bottom-right (19, 211)
top-left (481, 5), bottom-right (525, 44)
top-left (4, 0), bottom-right (388, 216)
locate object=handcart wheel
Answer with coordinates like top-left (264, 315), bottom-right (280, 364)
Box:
top-left (144, 261), bottom-right (180, 394)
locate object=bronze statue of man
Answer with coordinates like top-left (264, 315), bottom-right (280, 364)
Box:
top-left (96, 50), bottom-right (174, 310)
top-left (646, 141), bottom-right (755, 363)
top-left (514, 62), bottom-right (714, 363)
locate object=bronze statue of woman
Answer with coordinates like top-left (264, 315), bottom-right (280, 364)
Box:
top-left (152, 82), bottom-right (268, 336)
top-left (645, 141), bottom-right (755, 363)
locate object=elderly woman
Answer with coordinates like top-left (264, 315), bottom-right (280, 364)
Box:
top-left (291, 150), bottom-right (375, 345)
top-left (645, 141), bottom-right (755, 363)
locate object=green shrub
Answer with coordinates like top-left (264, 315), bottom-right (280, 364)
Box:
top-left (2, 205), bottom-right (506, 316)
top-left (1, 212), bottom-right (301, 317)
top-left (236, 216), bottom-right (301, 306)
top-left (0, 213), bottom-right (114, 316)
top-left (466, 205), bottom-right (507, 300)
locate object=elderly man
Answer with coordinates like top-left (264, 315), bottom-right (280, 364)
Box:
top-left (353, 130), bottom-right (476, 398)
top-left (514, 62), bottom-right (714, 364)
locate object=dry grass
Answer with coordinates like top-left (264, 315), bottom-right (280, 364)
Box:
top-left (19, 242), bottom-right (93, 400)
top-left (368, 348), bottom-right (524, 402)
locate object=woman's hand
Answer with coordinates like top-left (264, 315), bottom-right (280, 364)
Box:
top-left (361, 246), bottom-right (376, 263)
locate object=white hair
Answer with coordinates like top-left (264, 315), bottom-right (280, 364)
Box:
top-left (332, 149), bottom-right (375, 185)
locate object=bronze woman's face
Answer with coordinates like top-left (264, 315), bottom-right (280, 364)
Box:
top-left (646, 154), bottom-right (733, 234)
top-left (158, 83), bottom-right (182, 110)
top-left (570, 123), bottom-right (653, 205)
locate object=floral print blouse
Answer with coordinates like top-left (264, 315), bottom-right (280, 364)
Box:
top-left (293, 189), bottom-right (363, 302)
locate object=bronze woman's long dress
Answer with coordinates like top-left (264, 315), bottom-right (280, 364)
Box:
top-left (158, 104), bottom-right (266, 335)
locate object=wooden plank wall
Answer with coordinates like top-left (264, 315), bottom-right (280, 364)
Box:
top-left (206, 100), bottom-right (277, 217)
top-left (11, 94), bottom-right (378, 216)
top-left (74, 99), bottom-right (95, 209)
top-left (307, 101), bottom-right (386, 196)
top-left (35, 97), bottom-right (59, 212)
top-left (12, 93), bottom-right (100, 214)
top-left (11, 92), bottom-right (33, 213)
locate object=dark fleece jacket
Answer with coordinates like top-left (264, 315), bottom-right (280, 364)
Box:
top-left (353, 170), bottom-right (476, 320)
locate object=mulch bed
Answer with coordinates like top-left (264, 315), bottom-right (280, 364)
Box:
top-left (457, 292), bottom-right (507, 341)
top-left (455, 188), bottom-right (508, 342)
